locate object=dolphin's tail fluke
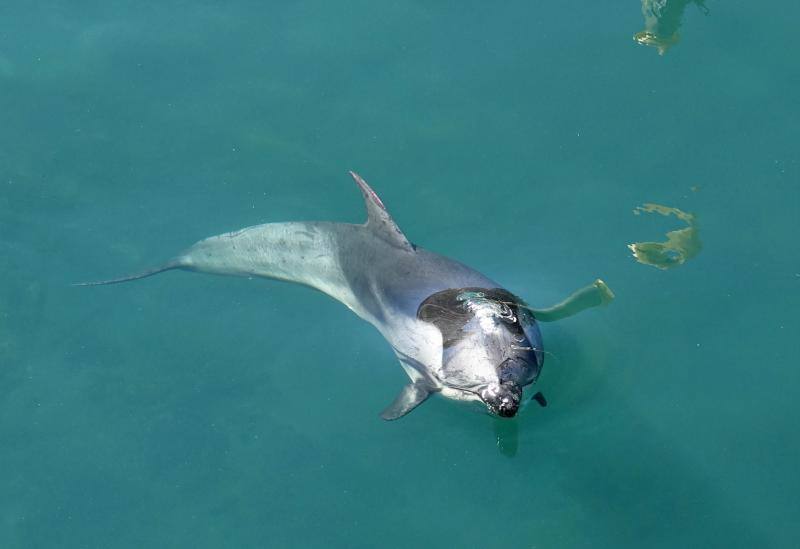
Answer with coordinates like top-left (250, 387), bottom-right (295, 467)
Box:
top-left (73, 260), bottom-right (181, 286)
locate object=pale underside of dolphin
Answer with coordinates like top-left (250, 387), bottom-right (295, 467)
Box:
top-left (79, 172), bottom-right (613, 420)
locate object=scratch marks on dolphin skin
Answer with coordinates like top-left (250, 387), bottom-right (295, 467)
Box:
top-left (628, 203), bottom-right (701, 270)
top-left (224, 226), bottom-right (257, 238)
top-left (350, 170), bottom-right (385, 210)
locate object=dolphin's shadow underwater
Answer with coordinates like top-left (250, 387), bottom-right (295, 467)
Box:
top-left (80, 172), bottom-right (613, 420)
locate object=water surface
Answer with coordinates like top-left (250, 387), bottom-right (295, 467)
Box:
top-left (1, 1), bottom-right (798, 547)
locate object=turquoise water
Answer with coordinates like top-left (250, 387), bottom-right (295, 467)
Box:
top-left (2, 1), bottom-right (799, 547)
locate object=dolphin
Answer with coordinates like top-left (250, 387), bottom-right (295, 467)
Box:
top-left (79, 172), bottom-right (613, 420)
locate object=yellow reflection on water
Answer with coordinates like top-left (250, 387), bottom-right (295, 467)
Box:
top-left (634, 0), bottom-right (709, 55)
top-left (628, 203), bottom-right (701, 269)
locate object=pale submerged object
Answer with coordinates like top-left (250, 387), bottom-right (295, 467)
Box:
top-left (633, 0), bottom-right (709, 55)
top-left (628, 203), bottom-right (701, 269)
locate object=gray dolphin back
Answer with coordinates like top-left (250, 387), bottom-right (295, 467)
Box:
top-left (74, 172), bottom-right (414, 321)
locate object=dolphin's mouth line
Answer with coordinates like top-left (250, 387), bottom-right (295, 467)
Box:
top-left (392, 347), bottom-right (536, 394)
top-left (442, 378), bottom-right (534, 398)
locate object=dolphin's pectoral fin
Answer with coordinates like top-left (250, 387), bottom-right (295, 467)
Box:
top-left (380, 382), bottom-right (431, 421)
top-left (532, 391), bottom-right (547, 407)
top-left (349, 171), bottom-right (415, 252)
top-left (529, 279), bottom-right (615, 322)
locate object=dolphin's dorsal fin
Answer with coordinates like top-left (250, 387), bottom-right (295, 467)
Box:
top-left (349, 171), bottom-right (414, 251)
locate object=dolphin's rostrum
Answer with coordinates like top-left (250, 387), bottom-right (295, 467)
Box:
top-left (79, 172), bottom-right (613, 420)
